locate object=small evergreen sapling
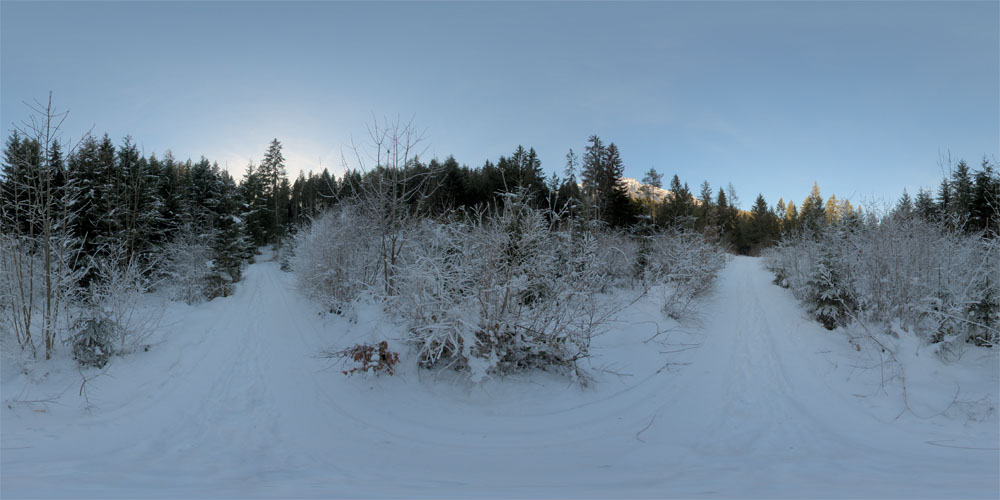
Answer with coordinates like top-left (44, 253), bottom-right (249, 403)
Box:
top-left (70, 315), bottom-right (117, 369)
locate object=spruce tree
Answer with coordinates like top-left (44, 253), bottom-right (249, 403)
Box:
top-left (775, 198), bottom-right (786, 228)
top-left (67, 134), bottom-right (104, 262)
top-left (258, 138), bottom-right (288, 245)
top-left (662, 174), bottom-right (693, 227)
top-left (559, 149), bottom-right (582, 214)
top-left (241, 161), bottom-right (268, 247)
top-left (748, 193), bottom-right (778, 253)
top-left (715, 187), bottom-right (732, 236)
top-left (914, 188), bottom-right (936, 220)
top-left (784, 200), bottom-right (799, 233)
top-left (564, 149), bottom-right (578, 181)
top-left (952, 160), bottom-right (974, 220)
top-left (937, 178), bottom-right (952, 216)
top-left (602, 142), bottom-right (633, 227)
top-left (800, 182), bottom-right (826, 233)
top-left (824, 194), bottom-right (841, 225)
top-left (893, 190), bottom-right (914, 219)
top-left (213, 170), bottom-right (251, 284)
top-left (580, 135), bottom-right (605, 207)
top-left (970, 158), bottom-right (999, 235)
top-left (639, 167), bottom-right (663, 220)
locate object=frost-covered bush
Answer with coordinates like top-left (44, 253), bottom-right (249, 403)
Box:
top-left (293, 202), bottom-right (381, 314)
top-left (277, 241), bottom-right (294, 272)
top-left (765, 214), bottom-right (1000, 350)
top-left (160, 223), bottom-right (216, 304)
top-left (295, 191), bottom-right (728, 382)
top-left (70, 314), bottom-right (117, 369)
top-left (393, 192), bottom-right (620, 382)
top-left (89, 249), bottom-right (158, 353)
top-left (640, 228), bottom-right (728, 319)
top-left (1, 230), bottom-right (87, 359)
top-left (588, 224), bottom-right (637, 290)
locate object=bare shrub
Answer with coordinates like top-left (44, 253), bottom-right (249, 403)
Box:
top-left (159, 222), bottom-right (215, 305)
top-left (642, 228), bottom-right (728, 319)
top-left (322, 340), bottom-right (400, 377)
top-left (293, 202), bottom-right (381, 314)
top-left (88, 247), bottom-right (159, 354)
top-left (0, 94), bottom-right (88, 359)
top-left (0, 228), bottom-right (87, 359)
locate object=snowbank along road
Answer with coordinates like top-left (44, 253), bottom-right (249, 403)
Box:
top-left (2, 254), bottom-right (997, 498)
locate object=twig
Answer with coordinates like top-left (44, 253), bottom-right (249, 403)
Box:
top-left (659, 345), bottom-right (701, 355)
top-left (635, 414), bottom-right (656, 442)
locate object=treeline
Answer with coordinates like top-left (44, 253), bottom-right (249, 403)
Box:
top-left (282, 136), bottom-right (809, 256)
top-left (287, 143), bottom-right (999, 257)
top-left (3, 96), bottom-right (997, 362)
top-left (5, 122), bottom-right (996, 279)
top-left (899, 158), bottom-right (1000, 235)
top-left (2, 131), bottom-right (251, 287)
top-left (6, 128), bottom-right (996, 281)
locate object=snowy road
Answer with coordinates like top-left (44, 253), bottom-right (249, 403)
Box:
top-left (3, 255), bottom-right (997, 498)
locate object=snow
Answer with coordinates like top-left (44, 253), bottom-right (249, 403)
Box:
top-left (3, 254), bottom-right (997, 498)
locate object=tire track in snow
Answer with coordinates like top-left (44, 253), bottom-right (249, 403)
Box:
top-left (4, 254), bottom-right (996, 498)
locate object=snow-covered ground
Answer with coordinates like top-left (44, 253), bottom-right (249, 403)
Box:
top-left (2, 253), bottom-right (997, 498)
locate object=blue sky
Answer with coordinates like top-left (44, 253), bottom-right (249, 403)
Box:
top-left (2, 1), bottom-right (997, 209)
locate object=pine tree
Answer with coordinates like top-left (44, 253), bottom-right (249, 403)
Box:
top-left (186, 158), bottom-right (223, 225)
top-left (213, 169), bottom-right (250, 285)
top-left (602, 142), bottom-right (633, 227)
top-left (258, 138), bottom-right (288, 245)
top-left (893, 189), bottom-right (913, 219)
top-left (775, 198), bottom-right (787, 232)
top-left (807, 246), bottom-right (854, 330)
top-left (290, 171), bottom-right (306, 224)
top-left (116, 136), bottom-right (159, 261)
top-left (970, 158), bottom-right (1000, 237)
top-left (241, 161), bottom-right (268, 246)
top-left (748, 193), bottom-right (779, 253)
top-left (564, 149), bottom-right (578, 181)
top-left (0, 131), bottom-right (42, 234)
top-left (580, 135), bottom-right (605, 207)
top-left (715, 187), bottom-right (732, 236)
top-left (67, 134), bottom-right (104, 262)
top-left (969, 158), bottom-right (999, 235)
top-left (824, 194), bottom-right (841, 225)
top-left (155, 152), bottom-right (185, 237)
top-left (952, 160), bottom-right (974, 220)
top-left (695, 181), bottom-right (715, 231)
top-left (92, 134), bottom-right (121, 258)
top-left (915, 187), bottom-right (936, 220)
top-left (784, 200), bottom-right (799, 233)
top-left (639, 167), bottom-right (663, 220)
top-left (800, 182), bottom-right (826, 233)
top-left (559, 149), bottom-right (582, 214)
top-left (937, 178), bottom-right (952, 216)
top-left (662, 174), bottom-right (693, 227)
top-left (578, 136), bottom-right (633, 226)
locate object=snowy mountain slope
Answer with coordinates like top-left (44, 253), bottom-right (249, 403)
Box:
top-left (2, 254), bottom-right (997, 498)
top-left (622, 177), bottom-right (671, 203)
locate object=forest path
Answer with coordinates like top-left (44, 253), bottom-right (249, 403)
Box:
top-left (2, 254), bottom-right (996, 498)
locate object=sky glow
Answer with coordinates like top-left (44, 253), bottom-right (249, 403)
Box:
top-left (2, 1), bottom-right (997, 208)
